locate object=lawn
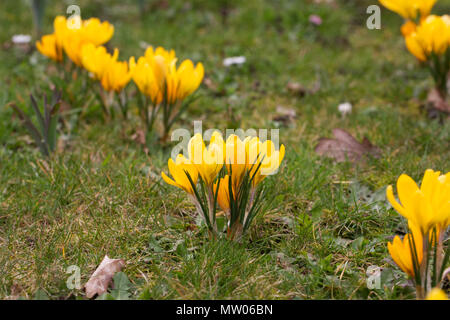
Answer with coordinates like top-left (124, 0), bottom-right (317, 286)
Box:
top-left (0, 0), bottom-right (449, 300)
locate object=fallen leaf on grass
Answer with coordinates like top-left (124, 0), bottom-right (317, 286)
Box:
top-left (85, 255), bottom-right (126, 299)
top-left (273, 105), bottom-right (297, 125)
top-left (131, 129), bottom-right (149, 154)
top-left (286, 81), bottom-right (320, 97)
top-left (315, 128), bottom-right (381, 163)
top-left (4, 284), bottom-right (23, 300)
top-left (426, 88), bottom-right (450, 114)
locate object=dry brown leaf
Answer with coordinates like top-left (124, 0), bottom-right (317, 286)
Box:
top-left (203, 77), bottom-right (218, 91)
top-left (131, 129), bottom-right (149, 154)
top-left (315, 128), bottom-right (381, 163)
top-left (427, 88), bottom-right (450, 114)
top-left (287, 81), bottom-right (320, 97)
top-left (273, 105), bottom-right (297, 125)
top-left (4, 284), bottom-right (23, 300)
top-left (85, 255), bottom-right (125, 299)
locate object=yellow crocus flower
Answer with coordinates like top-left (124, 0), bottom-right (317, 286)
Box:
top-left (387, 223), bottom-right (423, 278)
top-left (161, 154), bottom-right (198, 195)
top-left (144, 46), bottom-right (177, 65)
top-left (172, 59), bottom-right (204, 103)
top-left (214, 175), bottom-right (232, 213)
top-left (100, 59), bottom-right (131, 93)
top-left (129, 56), bottom-right (163, 103)
top-left (81, 44), bottom-right (130, 92)
top-left (379, 0), bottom-right (437, 20)
top-left (225, 134), bottom-right (248, 188)
top-left (130, 46), bottom-right (204, 105)
top-left (82, 44), bottom-right (118, 80)
top-left (188, 132), bottom-right (225, 186)
top-left (81, 18), bottom-right (114, 46)
top-left (37, 16), bottom-right (114, 65)
top-left (62, 31), bottom-right (85, 67)
top-left (54, 15), bottom-right (70, 54)
top-left (405, 15), bottom-right (450, 62)
top-left (426, 288), bottom-right (449, 300)
top-left (387, 169), bottom-right (450, 235)
top-left (63, 17), bottom-right (114, 66)
top-left (401, 20), bottom-right (417, 37)
top-left (245, 137), bottom-right (285, 186)
top-left (36, 34), bottom-right (62, 62)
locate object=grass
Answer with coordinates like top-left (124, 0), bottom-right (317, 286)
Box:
top-left (0, 0), bottom-right (449, 300)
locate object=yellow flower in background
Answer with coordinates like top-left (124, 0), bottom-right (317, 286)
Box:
top-left (379, 0), bottom-right (437, 20)
top-left (63, 17), bottom-right (114, 66)
top-left (214, 175), bottom-right (232, 213)
top-left (36, 34), bottom-right (62, 62)
top-left (188, 132), bottom-right (225, 186)
top-left (37, 16), bottom-right (114, 66)
top-left (81, 44), bottom-right (130, 92)
top-left (129, 56), bottom-right (163, 103)
top-left (426, 288), bottom-right (449, 300)
top-left (130, 46), bottom-right (204, 105)
top-left (62, 31), bottom-right (86, 66)
top-left (401, 20), bottom-right (417, 37)
top-left (144, 46), bottom-right (176, 66)
top-left (405, 15), bottom-right (450, 62)
top-left (169, 59), bottom-right (204, 103)
top-left (82, 44), bottom-right (118, 80)
top-left (386, 169), bottom-right (450, 235)
top-left (100, 59), bottom-right (131, 93)
top-left (161, 154), bottom-right (198, 195)
top-left (81, 18), bottom-right (114, 46)
top-left (54, 16), bottom-right (69, 48)
top-left (388, 223), bottom-right (423, 278)
top-left (245, 137), bottom-right (285, 186)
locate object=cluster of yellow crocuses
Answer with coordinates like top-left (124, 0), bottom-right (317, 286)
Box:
top-left (379, 0), bottom-right (450, 96)
top-left (162, 132), bottom-right (285, 240)
top-left (129, 47), bottom-right (204, 106)
top-left (36, 16), bottom-right (204, 137)
top-left (379, 0), bottom-right (436, 23)
top-left (386, 169), bottom-right (450, 299)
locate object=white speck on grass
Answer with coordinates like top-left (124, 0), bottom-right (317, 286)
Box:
top-left (12, 34), bottom-right (31, 44)
top-left (338, 102), bottom-right (352, 116)
top-left (223, 56), bottom-right (246, 67)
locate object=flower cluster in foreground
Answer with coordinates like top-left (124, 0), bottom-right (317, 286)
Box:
top-left (162, 133), bottom-right (285, 240)
top-left (387, 169), bottom-right (450, 299)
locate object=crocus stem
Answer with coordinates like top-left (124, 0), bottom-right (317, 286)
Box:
top-left (243, 188), bottom-right (256, 227)
top-left (207, 187), bottom-right (217, 234)
top-left (117, 91), bottom-right (128, 119)
top-left (148, 104), bottom-right (159, 135)
top-left (435, 229), bottom-right (445, 286)
top-left (93, 82), bottom-right (110, 120)
top-left (189, 194), bottom-right (205, 221)
top-left (415, 285), bottom-right (425, 300)
top-left (420, 236), bottom-right (430, 294)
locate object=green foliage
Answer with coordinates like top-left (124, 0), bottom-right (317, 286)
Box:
top-left (10, 89), bottom-right (61, 157)
top-left (0, 0), bottom-right (449, 300)
top-left (97, 272), bottom-right (133, 300)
